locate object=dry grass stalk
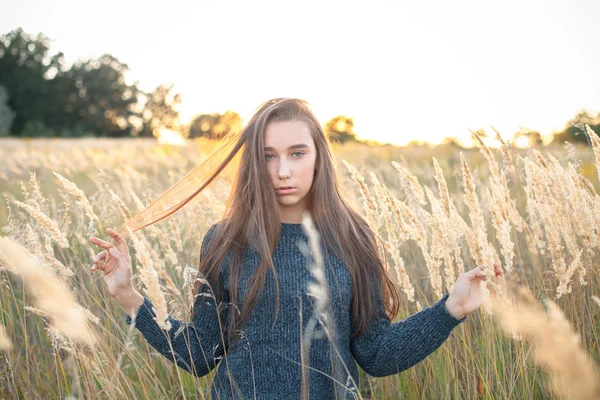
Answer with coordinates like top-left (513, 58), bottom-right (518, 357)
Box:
top-left (556, 249), bottom-right (583, 299)
top-left (0, 325), bottom-right (12, 351)
top-left (498, 169), bottom-right (525, 233)
top-left (592, 295), bottom-right (600, 308)
top-left (525, 159), bottom-right (582, 298)
top-left (545, 155), bottom-right (581, 260)
top-left (342, 160), bottom-right (378, 228)
top-left (109, 189), bottom-right (132, 221)
top-left (128, 232), bottom-right (172, 331)
top-left (28, 172), bottom-right (44, 202)
top-left (448, 201), bottom-right (465, 276)
top-left (299, 212), bottom-right (352, 400)
top-left (369, 173), bottom-right (394, 272)
top-left (460, 153), bottom-right (486, 239)
top-left (24, 306), bottom-right (50, 317)
top-left (432, 157), bottom-right (451, 219)
top-left (424, 186), bottom-right (456, 294)
top-left (11, 199), bottom-right (69, 248)
top-left (521, 158), bottom-right (546, 255)
top-left (492, 127), bottom-right (516, 170)
top-left (418, 210), bottom-right (444, 298)
top-left (156, 228), bottom-right (179, 267)
top-left (0, 237), bottom-right (95, 345)
top-left (369, 173), bottom-right (415, 301)
top-left (382, 185), bottom-right (410, 241)
top-left (23, 222), bottom-right (74, 278)
top-left (565, 163), bottom-right (595, 251)
top-left (471, 129), bottom-right (501, 180)
top-left (53, 172), bottom-right (100, 224)
top-left (492, 287), bottom-right (600, 400)
top-left (396, 200), bottom-right (426, 243)
top-left (585, 124), bottom-right (600, 186)
top-left (168, 218), bottom-right (184, 252)
top-left (487, 187), bottom-right (515, 272)
top-left (459, 153), bottom-right (489, 267)
top-left (301, 212), bottom-right (331, 335)
top-left (564, 141), bottom-right (581, 172)
top-left (391, 160), bottom-right (426, 205)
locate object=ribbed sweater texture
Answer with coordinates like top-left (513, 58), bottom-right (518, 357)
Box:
top-left (125, 222), bottom-right (466, 399)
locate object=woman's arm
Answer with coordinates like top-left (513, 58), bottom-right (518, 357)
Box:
top-left (124, 224), bottom-right (229, 377)
top-left (124, 284), bottom-right (229, 377)
top-left (350, 292), bottom-right (465, 377)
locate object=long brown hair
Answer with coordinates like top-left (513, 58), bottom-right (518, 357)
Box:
top-left (117, 98), bottom-right (400, 347)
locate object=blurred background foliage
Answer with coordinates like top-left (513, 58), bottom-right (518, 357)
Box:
top-left (1, 27), bottom-right (600, 147)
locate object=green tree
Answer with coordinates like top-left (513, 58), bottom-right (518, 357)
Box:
top-left (324, 115), bottom-right (358, 144)
top-left (187, 111), bottom-right (242, 139)
top-left (0, 28), bottom-right (65, 134)
top-left (0, 85), bottom-right (15, 135)
top-left (138, 83), bottom-right (182, 138)
top-left (60, 54), bottom-right (141, 137)
top-left (552, 110), bottom-right (600, 145)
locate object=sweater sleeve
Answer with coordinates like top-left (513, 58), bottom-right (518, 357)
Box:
top-left (350, 292), bottom-right (466, 377)
top-left (124, 224), bottom-right (228, 377)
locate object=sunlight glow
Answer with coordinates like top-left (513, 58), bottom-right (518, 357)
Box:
top-left (156, 128), bottom-right (185, 146)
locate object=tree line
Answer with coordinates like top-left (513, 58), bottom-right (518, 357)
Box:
top-left (0, 28), bottom-right (597, 146)
top-left (0, 28), bottom-right (361, 144)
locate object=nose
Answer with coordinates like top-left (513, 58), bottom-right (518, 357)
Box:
top-left (278, 159), bottom-right (291, 180)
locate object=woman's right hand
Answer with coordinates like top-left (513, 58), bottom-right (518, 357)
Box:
top-left (90, 228), bottom-right (134, 298)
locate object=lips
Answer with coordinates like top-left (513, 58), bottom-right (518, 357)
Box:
top-left (276, 186), bottom-right (296, 195)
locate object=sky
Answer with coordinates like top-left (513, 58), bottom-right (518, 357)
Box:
top-left (2, 0), bottom-right (600, 146)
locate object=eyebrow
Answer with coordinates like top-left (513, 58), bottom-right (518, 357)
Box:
top-left (264, 144), bottom-right (310, 151)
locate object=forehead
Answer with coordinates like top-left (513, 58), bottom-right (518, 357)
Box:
top-left (264, 120), bottom-right (315, 149)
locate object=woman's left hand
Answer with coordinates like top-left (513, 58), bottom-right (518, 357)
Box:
top-left (445, 263), bottom-right (504, 320)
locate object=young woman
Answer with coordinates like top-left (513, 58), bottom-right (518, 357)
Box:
top-left (89, 98), bottom-right (503, 399)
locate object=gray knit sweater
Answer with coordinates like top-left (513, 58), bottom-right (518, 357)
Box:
top-left (125, 222), bottom-right (466, 399)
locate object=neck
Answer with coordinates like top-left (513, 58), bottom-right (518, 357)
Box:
top-left (278, 205), bottom-right (307, 223)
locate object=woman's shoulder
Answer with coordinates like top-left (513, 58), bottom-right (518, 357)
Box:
top-left (202, 219), bottom-right (229, 242)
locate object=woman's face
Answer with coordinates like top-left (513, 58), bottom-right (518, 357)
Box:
top-left (263, 119), bottom-right (317, 223)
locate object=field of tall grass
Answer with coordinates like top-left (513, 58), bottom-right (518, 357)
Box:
top-left (0, 130), bottom-right (599, 399)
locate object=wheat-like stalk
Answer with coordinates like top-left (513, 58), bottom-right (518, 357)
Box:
top-left (109, 189), bottom-right (132, 221)
top-left (382, 185), bottom-right (410, 241)
top-left (471, 129), bottom-right (501, 180)
top-left (424, 186), bottom-right (456, 294)
top-left (487, 187), bottom-right (515, 272)
top-left (342, 160), bottom-right (378, 228)
top-left (53, 172), bottom-right (100, 223)
top-left (432, 157), bottom-right (451, 219)
top-left (585, 124), bottom-right (600, 186)
top-left (391, 160), bottom-right (426, 205)
top-left (492, 287), bottom-right (600, 400)
top-left (128, 232), bottom-right (172, 331)
top-left (0, 237), bottom-right (95, 345)
top-left (11, 200), bottom-right (69, 248)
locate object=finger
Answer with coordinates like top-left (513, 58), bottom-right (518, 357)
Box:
top-left (93, 250), bottom-right (108, 263)
top-left (93, 250), bottom-right (108, 261)
top-left (92, 253), bottom-right (108, 272)
top-left (106, 228), bottom-right (128, 254)
top-left (90, 236), bottom-right (114, 251)
top-left (493, 263), bottom-right (503, 276)
top-left (95, 251), bottom-right (109, 264)
top-left (470, 265), bottom-right (486, 276)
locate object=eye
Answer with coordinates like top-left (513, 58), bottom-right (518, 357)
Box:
top-left (265, 154), bottom-right (275, 161)
top-left (292, 151), bottom-right (305, 157)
